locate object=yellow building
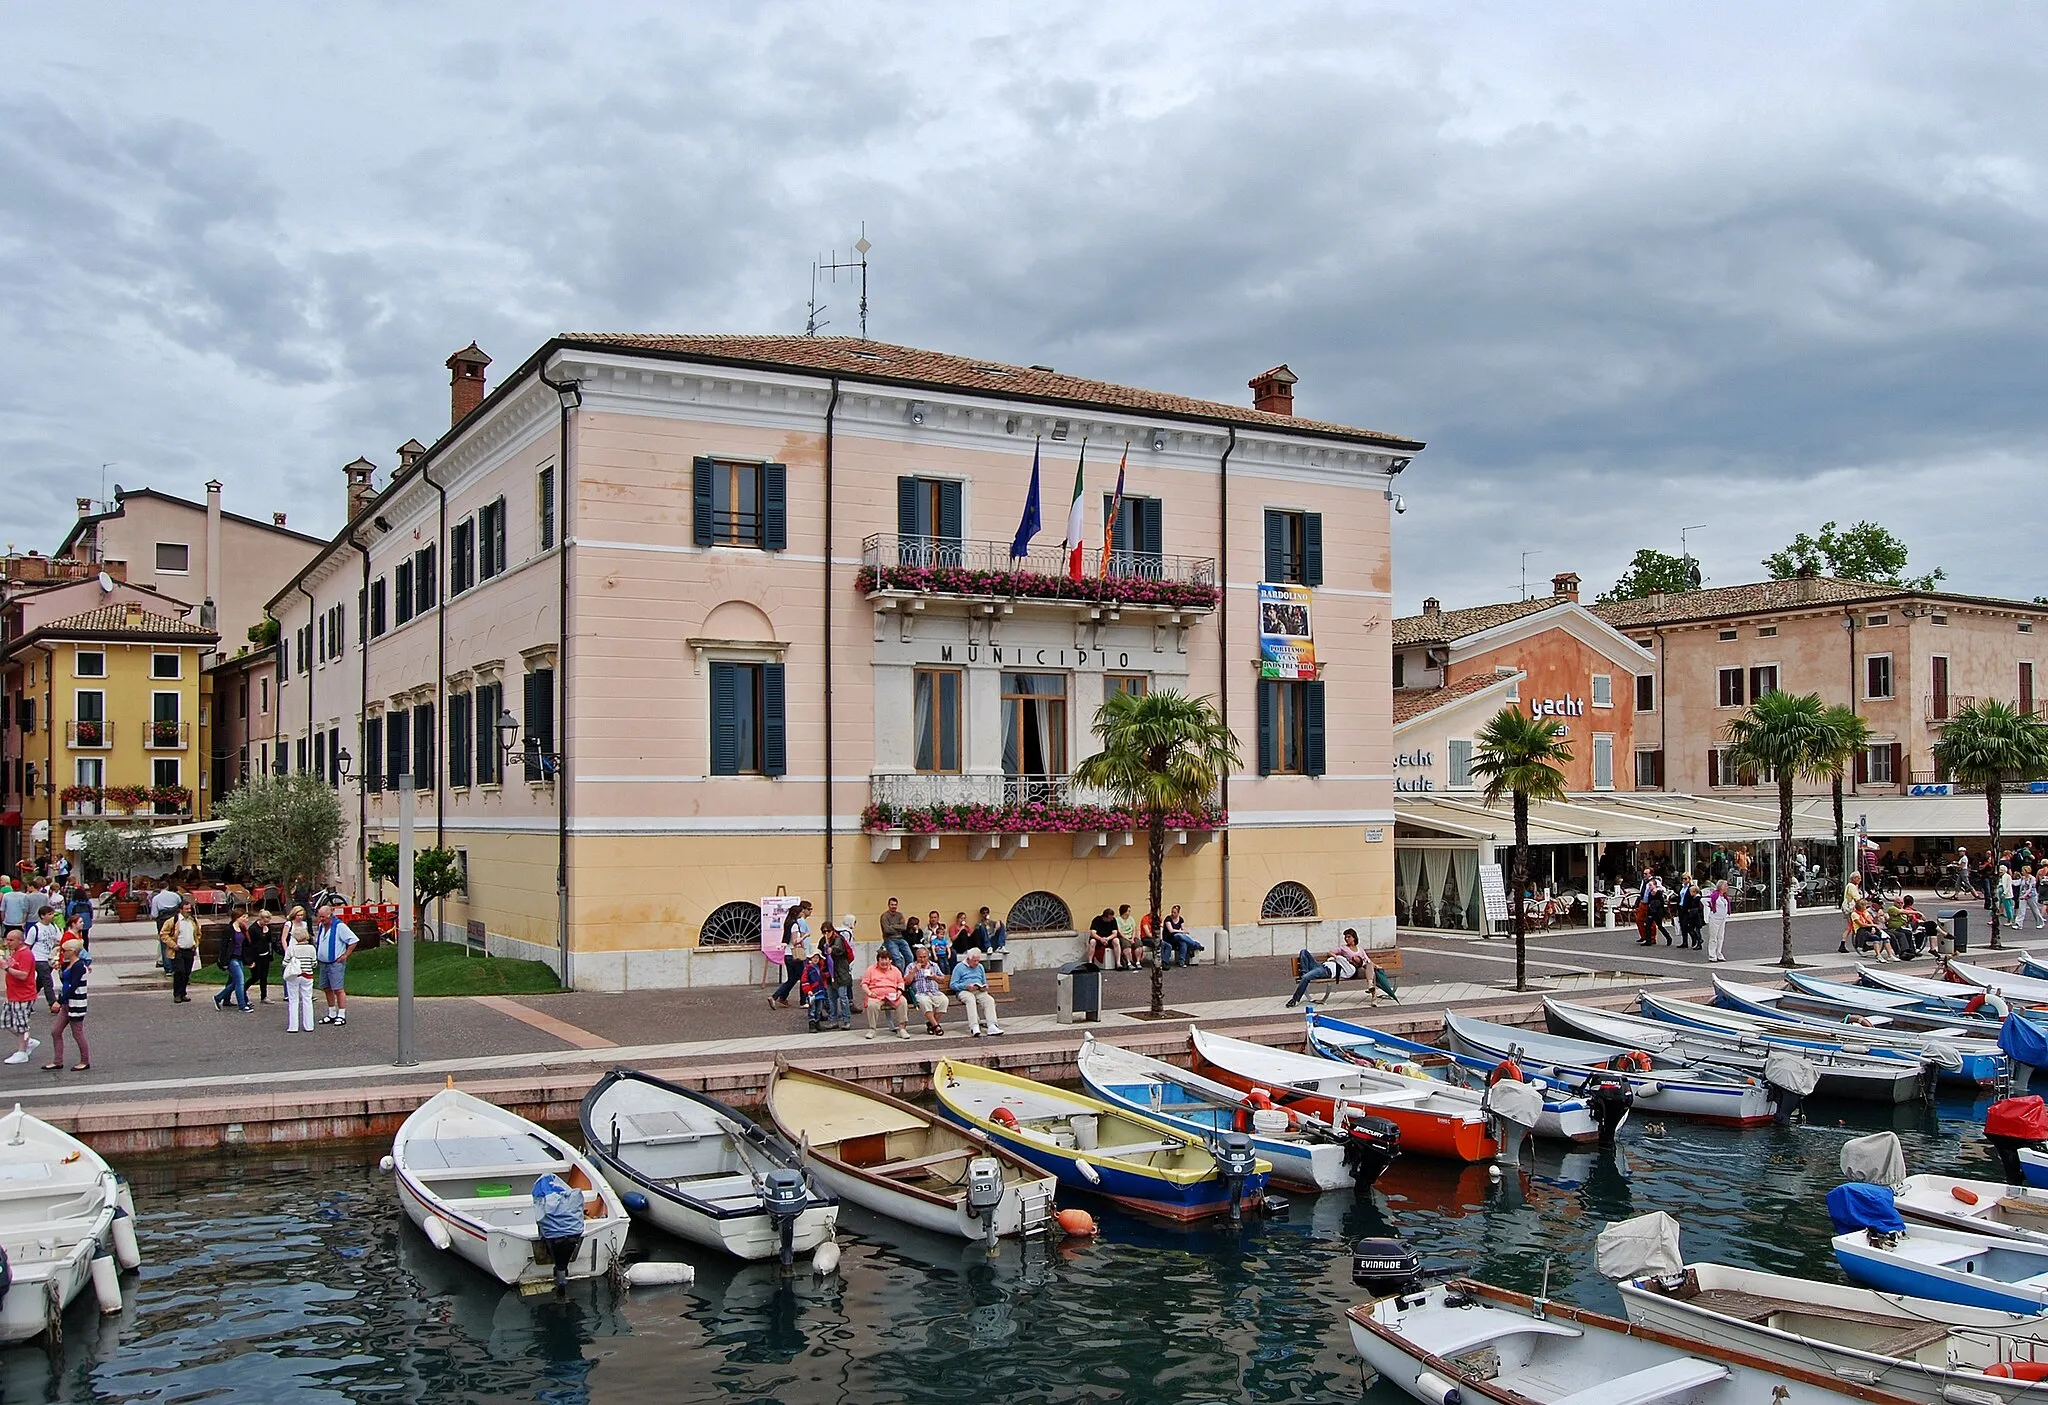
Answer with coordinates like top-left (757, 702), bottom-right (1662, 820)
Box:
top-left (3, 597), bottom-right (218, 869)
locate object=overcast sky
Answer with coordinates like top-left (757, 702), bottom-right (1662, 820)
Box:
top-left (5, 3), bottom-right (2045, 609)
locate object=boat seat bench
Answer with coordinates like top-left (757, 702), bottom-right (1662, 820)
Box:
top-left (417, 1161), bottom-right (572, 1183)
top-left (1103, 1139), bottom-right (1188, 1157)
top-left (1863, 1323), bottom-right (1956, 1359)
top-left (879, 1149), bottom-right (975, 1177)
top-left (1550, 1357), bottom-right (1729, 1405)
top-left (1425, 1312), bottom-right (1581, 1359)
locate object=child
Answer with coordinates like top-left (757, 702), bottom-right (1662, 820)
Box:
top-left (798, 950), bottom-right (832, 1033)
top-left (927, 924), bottom-right (953, 974)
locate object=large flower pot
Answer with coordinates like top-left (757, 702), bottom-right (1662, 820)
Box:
top-left (114, 900), bottom-right (140, 922)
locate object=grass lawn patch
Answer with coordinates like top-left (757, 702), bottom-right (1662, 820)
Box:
top-left (187, 941), bottom-right (561, 997)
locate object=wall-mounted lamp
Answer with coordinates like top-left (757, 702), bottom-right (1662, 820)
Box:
top-left (555, 380), bottom-right (582, 411)
top-left (1389, 456), bottom-right (1413, 472)
top-left (497, 707), bottom-right (560, 777)
top-left (1050, 419), bottom-right (1070, 441)
top-left (907, 401), bottom-right (928, 427)
top-left (335, 747), bottom-right (352, 781)
top-left (1150, 430), bottom-right (1168, 451)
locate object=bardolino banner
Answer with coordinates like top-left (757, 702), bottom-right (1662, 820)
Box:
top-left (760, 895), bottom-right (803, 956)
top-left (1258, 582), bottom-right (1317, 679)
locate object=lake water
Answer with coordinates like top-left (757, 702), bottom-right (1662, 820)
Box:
top-left (4, 1092), bottom-right (2000, 1404)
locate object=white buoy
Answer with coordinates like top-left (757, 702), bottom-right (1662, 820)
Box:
top-left (812, 1239), bottom-right (842, 1276)
top-left (378, 1155), bottom-right (395, 1174)
top-left (111, 1209), bottom-right (141, 1271)
top-left (114, 1175), bottom-right (135, 1219)
top-left (423, 1216), bottom-right (452, 1251)
top-left (1488, 1164), bottom-right (1502, 1180)
top-left (1075, 1159), bottom-right (1102, 1186)
top-left (623, 1261), bottom-right (695, 1288)
top-left (90, 1249), bottom-right (122, 1313)
top-left (1415, 1370), bottom-right (1462, 1405)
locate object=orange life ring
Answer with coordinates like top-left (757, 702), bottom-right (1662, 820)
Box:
top-left (991, 1106), bottom-right (1019, 1129)
top-left (1247, 1087), bottom-right (1275, 1110)
top-left (1488, 1059), bottom-right (1523, 1086)
top-left (1615, 1050), bottom-right (1653, 1073)
top-left (1953, 1186), bottom-right (1981, 1205)
top-left (1985, 1362), bottom-right (2048, 1380)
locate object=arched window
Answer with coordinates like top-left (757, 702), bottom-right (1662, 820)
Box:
top-left (1260, 881), bottom-right (1318, 920)
top-left (699, 900), bottom-right (764, 948)
top-left (1006, 891), bottom-right (1073, 934)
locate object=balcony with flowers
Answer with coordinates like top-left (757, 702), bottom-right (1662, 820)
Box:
top-left (60, 784), bottom-right (194, 817)
top-left (864, 771), bottom-right (1223, 863)
top-left (858, 535), bottom-right (1219, 621)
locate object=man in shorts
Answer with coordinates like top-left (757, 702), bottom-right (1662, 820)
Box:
top-left (314, 902), bottom-right (359, 1026)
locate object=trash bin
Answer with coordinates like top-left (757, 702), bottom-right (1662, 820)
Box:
top-left (1941, 909), bottom-right (1968, 954)
top-left (1056, 961), bottom-right (1103, 1025)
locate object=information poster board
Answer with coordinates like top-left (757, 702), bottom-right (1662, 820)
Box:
top-left (1479, 864), bottom-right (1511, 925)
top-left (1258, 582), bottom-right (1317, 679)
top-left (760, 895), bottom-right (802, 956)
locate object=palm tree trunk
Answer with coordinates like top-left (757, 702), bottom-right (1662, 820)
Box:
top-left (1148, 811), bottom-right (1167, 1018)
top-left (1832, 772), bottom-right (1846, 907)
top-left (1989, 782), bottom-right (2004, 950)
top-left (1779, 772), bottom-right (1796, 968)
top-left (1513, 790), bottom-right (1529, 992)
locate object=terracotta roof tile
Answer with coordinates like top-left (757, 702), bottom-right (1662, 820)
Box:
top-left (1392, 597), bottom-right (1566, 647)
top-left (1393, 674), bottom-right (1515, 725)
top-left (1590, 577), bottom-right (1902, 629)
top-left (38, 605), bottom-right (214, 639)
top-left (561, 335), bottom-right (1424, 449)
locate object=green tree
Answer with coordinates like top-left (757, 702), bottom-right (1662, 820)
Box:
top-left (1597, 549), bottom-right (1702, 604)
top-left (1470, 707), bottom-right (1573, 991)
top-left (367, 842), bottom-right (468, 940)
top-left (1723, 691), bottom-right (1840, 967)
top-left (1932, 700), bottom-right (2048, 949)
top-left (1762, 520), bottom-right (1944, 590)
top-left (213, 773), bottom-right (346, 890)
top-left (74, 822), bottom-right (175, 885)
top-left (1073, 690), bottom-right (1239, 1017)
top-left (1817, 704), bottom-right (1872, 905)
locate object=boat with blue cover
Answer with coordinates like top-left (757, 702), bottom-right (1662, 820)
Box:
top-left (931, 1058), bottom-right (1271, 1221)
top-left (1699, 979), bottom-right (2005, 1085)
top-left (1302, 1008), bottom-right (1619, 1143)
top-left (1830, 1181), bottom-right (2048, 1313)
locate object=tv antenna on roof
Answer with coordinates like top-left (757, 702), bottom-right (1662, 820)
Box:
top-left (813, 225), bottom-right (872, 339)
top-left (1521, 549), bottom-right (1543, 600)
top-left (1679, 524), bottom-right (1707, 589)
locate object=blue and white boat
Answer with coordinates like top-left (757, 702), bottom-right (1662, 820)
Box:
top-left (1830, 1182), bottom-right (2048, 1313)
top-left (1075, 1034), bottom-right (1365, 1192)
top-left (2017, 952), bottom-right (2048, 984)
top-left (1704, 978), bottom-right (2006, 1086)
top-left (1857, 964), bottom-right (2007, 1008)
top-left (931, 1058), bottom-right (1271, 1221)
top-left (1302, 1008), bottom-right (1613, 1143)
top-left (1641, 989), bottom-right (1997, 1087)
top-left (1781, 970), bottom-right (2011, 1036)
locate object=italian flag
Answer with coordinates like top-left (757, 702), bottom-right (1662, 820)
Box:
top-left (1063, 444), bottom-right (1088, 580)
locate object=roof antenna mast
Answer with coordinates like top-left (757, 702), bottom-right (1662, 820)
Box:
top-left (1521, 549), bottom-right (1543, 601)
top-left (804, 261), bottom-right (827, 337)
top-left (817, 224), bottom-right (872, 339)
top-left (1679, 524), bottom-right (1706, 589)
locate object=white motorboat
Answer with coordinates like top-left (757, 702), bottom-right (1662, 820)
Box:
top-left (0, 1105), bottom-right (135, 1344)
top-left (764, 1060), bottom-right (1055, 1242)
top-left (1829, 1187), bottom-right (2048, 1316)
top-left (388, 1086), bottom-right (631, 1287)
top-left (1349, 1278), bottom-right (1899, 1405)
top-left (580, 1068), bottom-right (839, 1264)
top-left (1895, 1173), bottom-right (2048, 1248)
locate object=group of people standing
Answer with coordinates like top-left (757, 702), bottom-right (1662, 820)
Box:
top-left (768, 899), bottom-right (1005, 1038)
top-left (160, 896), bottom-right (359, 1031)
top-left (3, 909), bottom-right (89, 1072)
top-left (1630, 869), bottom-right (1734, 962)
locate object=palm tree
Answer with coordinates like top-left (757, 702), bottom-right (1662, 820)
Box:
top-left (1723, 691), bottom-right (1838, 967)
top-left (1818, 704), bottom-right (1872, 908)
top-left (1074, 690), bottom-right (1240, 1017)
top-left (1932, 699), bottom-right (2048, 950)
top-left (1470, 707), bottom-right (1573, 992)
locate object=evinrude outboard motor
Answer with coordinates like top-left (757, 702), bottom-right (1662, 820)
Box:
top-left (762, 1168), bottom-right (810, 1269)
top-left (1351, 1236), bottom-right (1421, 1295)
top-left (1984, 1095), bottom-right (2048, 1185)
top-left (1764, 1050), bottom-right (1820, 1128)
top-left (964, 1156), bottom-right (1007, 1245)
top-left (1215, 1131), bottom-right (1259, 1221)
top-left (1587, 1077), bottom-right (1634, 1148)
top-left (1341, 1115), bottom-right (1401, 1189)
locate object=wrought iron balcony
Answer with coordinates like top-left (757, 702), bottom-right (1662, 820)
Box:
top-left (144, 720), bottom-right (190, 750)
top-left (67, 719), bottom-right (111, 749)
top-left (1925, 695), bottom-right (1977, 723)
top-left (871, 771), bottom-right (1119, 813)
top-left (857, 534), bottom-right (1219, 614)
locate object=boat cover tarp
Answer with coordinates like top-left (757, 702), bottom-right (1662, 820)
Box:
top-left (1484, 1079), bottom-right (1544, 1129)
top-left (1987, 1095), bottom-right (2048, 1142)
top-left (1839, 1132), bottom-right (1906, 1189)
top-left (1596, 1211), bottom-right (1683, 1281)
top-left (1826, 1182), bottom-right (1906, 1234)
top-left (1762, 1049), bottom-right (1820, 1097)
top-left (2001, 1015), bottom-right (2048, 1072)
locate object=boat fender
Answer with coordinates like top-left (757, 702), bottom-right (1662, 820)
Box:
top-left (1953, 1186), bottom-right (1981, 1205)
top-left (991, 1106), bottom-right (1019, 1129)
top-left (90, 1247), bottom-right (122, 1314)
top-left (1056, 1208), bottom-right (1097, 1237)
top-left (622, 1191), bottom-right (649, 1214)
top-left (1634, 1080), bottom-right (1662, 1098)
top-left (378, 1155), bottom-right (395, 1174)
top-left (115, 1174), bottom-right (135, 1220)
top-left (1414, 1369), bottom-right (1463, 1405)
top-left (112, 1206), bottom-right (141, 1271)
top-left (812, 1239), bottom-right (841, 1276)
top-left (1075, 1158), bottom-right (1102, 1186)
top-left (1985, 1362), bottom-right (2048, 1381)
top-left (623, 1261), bottom-right (696, 1289)
top-left (423, 1216), bottom-right (453, 1252)
top-left (1488, 1059), bottom-right (1522, 1087)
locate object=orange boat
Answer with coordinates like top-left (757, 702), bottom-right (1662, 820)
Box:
top-left (1187, 1026), bottom-right (1499, 1163)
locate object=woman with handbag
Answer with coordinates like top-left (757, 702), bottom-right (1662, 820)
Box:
top-left (282, 917), bottom-right (318, 1033)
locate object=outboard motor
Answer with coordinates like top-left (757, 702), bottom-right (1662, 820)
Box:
top-left (964, 1156), bottom-right (1007, 1245)
top-left (1341, 1115), bottom-right (1401, 1189)
top-left (762, 1168), bottom-right (810, 1269)
top-left (1985, 1095), bottom-right (2048, 1185)
top-left (1485, 1079), bottom-right (1544, 1169)
top-left (1351, 1236), bottom-right (1421, 1295)
top-left (1215, 1132), bottom-right (1259, 1221)
top-left (1587, 1077), bottom-right (1634, 1148)
top-left (1764, 1050), bottom-right (1820, 1128)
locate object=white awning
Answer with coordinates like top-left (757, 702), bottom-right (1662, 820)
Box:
top-left (1796, 793), bottom-right (2048, 840)
top-left (63, 818), bottom-right (225, 851)
top-left (1397, 792), bottom-right (1837, 846)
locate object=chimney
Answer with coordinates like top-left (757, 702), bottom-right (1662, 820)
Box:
top-left (447, 342), bottom-right (492, 425)
top-left (1551, 571), bottom-right (1581, 603)
top-left (1792, 564), bottom-right (1819, 603)
top-left (203, 479), bottom-right (222, 631)
top-left (344, 457), bottom-right (377, 519)
top-left (125, 602), bottom-right (144, 627)
top-left (1248, 364), bottom-right (1298, 416)
top-left (1422, 597), bottom-right (1440, 615)
top-left (397, 439), bottom-right (428, 474)
top-left (75, 497), bottom-right (92, 516)
top-left (272, 512), bottom-right (288, 528)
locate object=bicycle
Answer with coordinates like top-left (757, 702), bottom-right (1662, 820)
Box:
top-left (1864, 871), bottom-right (1904, 902)
top-left (1933, 865), bottom-right (1969, 902)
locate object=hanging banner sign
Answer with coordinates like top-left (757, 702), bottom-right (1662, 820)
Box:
top-left (1258, 582), bottom-right (1317, 679)
top-left (1479, 864), bottom-right (1510, 924)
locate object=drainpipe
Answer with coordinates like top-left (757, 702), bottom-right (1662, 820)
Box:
top-left (823, 378), bottom-right (842, 920)
top-left (347, 528), bottom-right (372, 896)
top-left (36, 644), bottom-right (53, 867)
top-left (419, 462), bottom-right (448, 848)
top-left (540, 373), bottom-right (578, 987)
top-left (1217, 425), bottom-right (1237, 955)
top-left (298, 582), bottom-right (316, 782)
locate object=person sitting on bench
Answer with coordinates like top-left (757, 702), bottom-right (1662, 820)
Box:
top-left (1286, 929), bottom-right (1375, 1008)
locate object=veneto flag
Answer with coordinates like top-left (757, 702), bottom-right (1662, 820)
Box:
top-left (1063, 440), bottom-right (1089, 580)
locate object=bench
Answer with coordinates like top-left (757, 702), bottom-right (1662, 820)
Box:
top-left (1862, 1323), bottom-right (1955, 1359)
top-left (1104, 1139), bottom-right (1187, 1158)
top-left (667, 1173), bottom-right (760, 1206)
top-left (1551, 1357), bottom-right (1729, 1405)
top-left (1426, 1312), bottom-right (1581, 1360)
top-left (878, 1149), bottom-right (974, 1178)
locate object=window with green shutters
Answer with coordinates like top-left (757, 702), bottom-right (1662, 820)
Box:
top-left (1102, 494), bottom-right (1164, 577)
top-left (1256, 678), bottom-right (1325, 775)
top-left (709, 661), bottom-right (786, 777)
top-left (523, 668), bottom-right (556, 782)
top-left (479, 497), bottom-right (507, 579)
top-left (1262, 509), bottom-right (1323, 586)
top-left (447, 692), bottom-right (472, 788)
top-left (692, 457), bottom-right (787, 550)
top-left (896, 476), bottom-right (963, 565)
top-left (386, 710), bottom-right (409, 789)
top-left (364, 717), bottom-right (384, 794)
top-left (474, 680), bottom-right (502, 785)
top-left (449, 518), bottom-right (475, 594)
top-left (412, 703), bottom-right (435, 790)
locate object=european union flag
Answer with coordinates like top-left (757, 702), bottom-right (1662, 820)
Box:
top-left (1010, 439), bottom-right (1042, 559)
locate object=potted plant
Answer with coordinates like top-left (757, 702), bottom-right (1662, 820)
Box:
top-left (148, 784), bottom-right (193, 814)
top-left (60, 784), bottom-right (101, 815)
top-left (149, 719), bottom-right (182, 746)
top-left (75, 719), bottom-right (104, 747)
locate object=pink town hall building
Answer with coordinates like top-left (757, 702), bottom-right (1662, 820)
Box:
top-left (270, 337), bottom-right (1422, 989)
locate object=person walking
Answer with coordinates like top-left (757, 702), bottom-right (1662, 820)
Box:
top-left (861, 948), bottom-right (911, 1040)
top-left (45, 934), bottom-right (88, 1071)
top-left (248, 909), bottom-right (279, 1003)
top-left (2020, 866), bottom-right (2047, 932)
top-left (950, 948), bottom-right (1002, 1037)
top-left (3, 929), bottom-right (40, 1065)
top-left (28, 903), bottom-right (62, 1009)
top-left (314, 902), bottom-right (359, 1026)
top-left (771, 900), bottom-right (812, 1009)
top-left (1704, 879), bottom-right (1732, 963)
top-left (64, 883), bottom-right (93, 940)
top-left (214, 910), bottom-right (254, 1013)
top-left (282, 921), bottom-right (318, 1033)
top-left (0, 880), bottom-right (27, 934)
top-left (159, 898), bottom-right (200, 1003)
top-left (1998, 865), bottom-right (2018, 929)
top-left (150, 882), bottom-right (183, 927)
top-left (1677, 878), bottom-right (1706, 951)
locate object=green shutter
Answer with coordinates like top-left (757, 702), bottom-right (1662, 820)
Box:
top-left (1303, 513), bottom-right (1324, 587)
top-left (1138, 497), bottom-right (1163, 560)
top-left (524, 669), bottom-right (554, 781)
top-left (1304, 680), bottom-right (1327, 776)
top-left (1256, 680), bottom-right (1275, 775)
top-left (364, 717), bottom-right (383, 793)
top-left (692, 456), bottom-right (715, 547)
top-left (937, 480), bottom-right (963, 548)
top-left (710, 663), bottom-right (739, 776)
top-left (897, 476), bottom-right (920, 536)
top-left (761, 663), bottom-right (787, 777)
top-left (1263, 510), bottom-right (1285, 582)
top-left (761, 462), bottom-right (788, 551)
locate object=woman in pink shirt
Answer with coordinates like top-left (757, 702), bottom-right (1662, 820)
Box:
top-left (861, 949), bottom-right (910, 1040)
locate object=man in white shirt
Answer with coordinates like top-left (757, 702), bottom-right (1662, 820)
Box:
top-left (150, 884), bottom-right (183, 923)
top-left (27, 904), bottom-right (62, 1009)
top-left (314, 903), bottom-right (360, 1026)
